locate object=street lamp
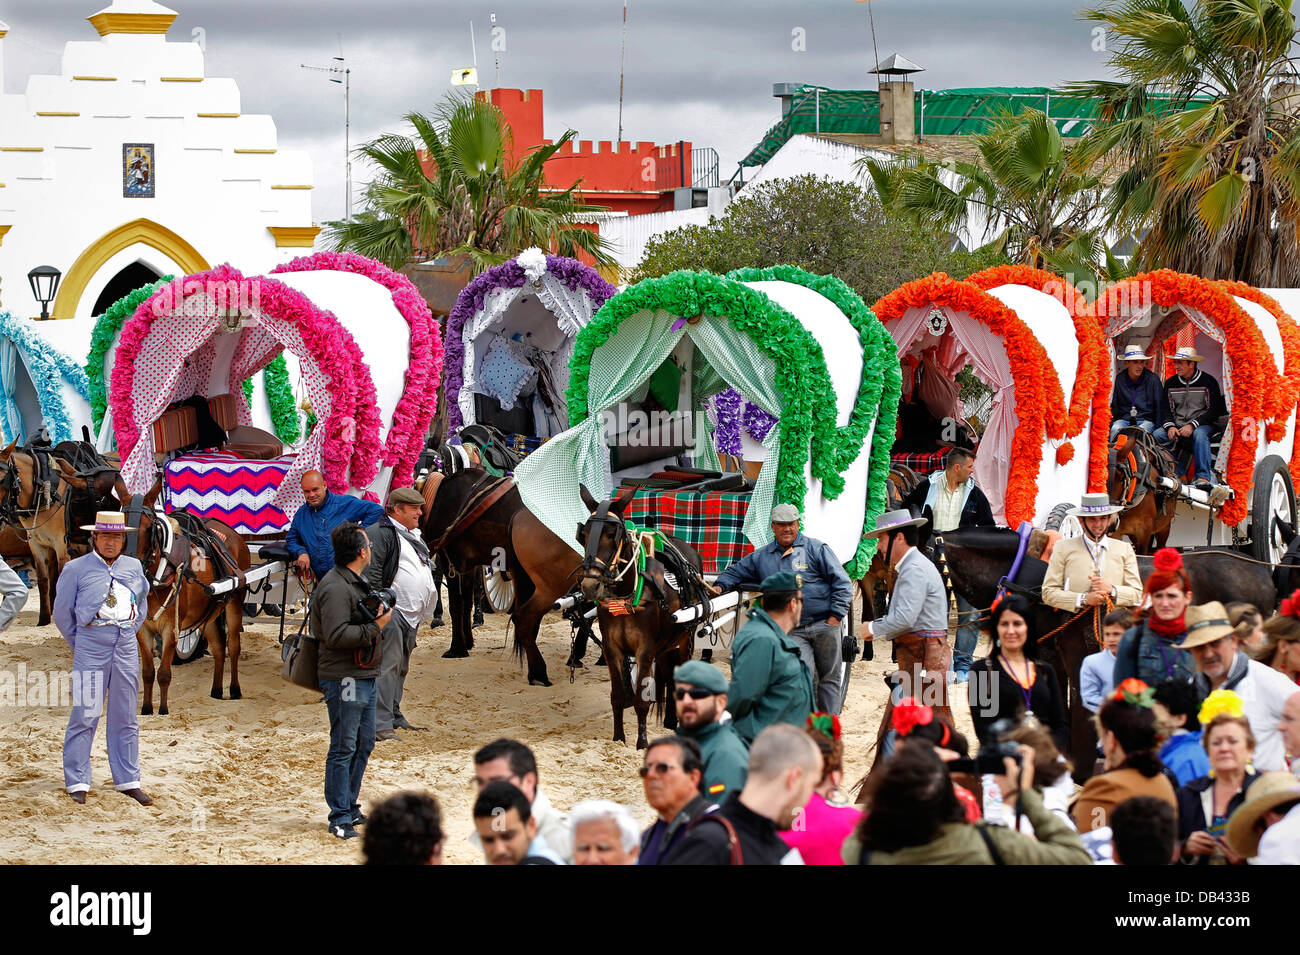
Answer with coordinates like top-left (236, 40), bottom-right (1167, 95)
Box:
top-left (27, 265), bottom-right (61, 320)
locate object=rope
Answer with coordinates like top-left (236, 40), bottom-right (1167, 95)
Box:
top-left (1036, 597), bottom-right (1112, 648)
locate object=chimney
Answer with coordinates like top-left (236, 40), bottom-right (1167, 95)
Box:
top-left (871, 54), bottom-right (924, 146)
top-left (773, 82), bottom-right (802, 118)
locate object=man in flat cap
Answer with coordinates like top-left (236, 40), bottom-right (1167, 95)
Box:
top-left (726, 572), bottom-right (816, 746)
top-left (674, 659), bottom-right (749, 803)
top-left (363, 486), bottom-right (437, 741)
top-left (714, 503), bottom-right (852, 714)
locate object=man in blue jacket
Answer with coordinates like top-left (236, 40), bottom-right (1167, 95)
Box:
top-left (714, 504), bottom-right (852, 714)
top-left (286, 470), bottom-right (385, 580)
top-left (1110, 344), bottom-right (1169, 440)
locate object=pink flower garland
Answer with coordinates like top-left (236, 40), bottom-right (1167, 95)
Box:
top-left (273, 251), bottom-right (444, 488)
top-left (109, 264), bottom-right (377, 493)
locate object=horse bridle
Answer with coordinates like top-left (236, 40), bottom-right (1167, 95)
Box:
top-left (579, 499), bottom-right (638, 594)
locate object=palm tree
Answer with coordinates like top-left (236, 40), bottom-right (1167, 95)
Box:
top-left (327, 94), bottom-right (614, 273)
top-left (1068, 0), bottom-right (1300, 285)
top-left (858, 108), bottom-right (1108, 280)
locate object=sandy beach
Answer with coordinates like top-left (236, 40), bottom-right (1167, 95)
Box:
top-left (0, 589), bottom-right (980, 865)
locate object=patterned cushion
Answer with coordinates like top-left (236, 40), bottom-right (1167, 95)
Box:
top-left (152, 405), bottom-right (198, 453)
top-left (207, 393), bottom-right (239, 431)
top-left (478, 337), bottom-right (537, 411)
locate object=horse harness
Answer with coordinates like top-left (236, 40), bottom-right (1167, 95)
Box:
top-left (425, 473), bottom-right (516, 555)
top-left (0, 442), bottom-right (120, 544)
top-left (1109, 429), bottom-right (1179, 515)
top-left (123, 494), bottom-right (245, 619)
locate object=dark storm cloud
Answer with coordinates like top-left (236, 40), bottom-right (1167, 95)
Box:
top-left (1, 0), bottom-right (1113, 221)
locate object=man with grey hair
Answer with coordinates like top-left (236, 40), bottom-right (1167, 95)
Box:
top-left (714, 503), bottom-right (852, 714)
top-left (364, 486), bottom-right (436, 741)
top-left (570, 800), bottom-right (641, 865)
top-left (663, 724), bottom-right (822, 865)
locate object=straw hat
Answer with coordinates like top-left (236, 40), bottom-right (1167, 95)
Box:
top-left (1172, 346), bottom-right (1205, 363)
top-left (1225, 772), bottom-right (1300, 858)
top-left (1067, 492), bottom-right (1124, 518)
top-left (79, 511), bottom-right (129, 533)
top-left (863, 509), bottom-right (927, 539)
top-left (1174, 601), bottom-right (1235, 649)
top-left (1118, 344), bottom-right (1151, 362)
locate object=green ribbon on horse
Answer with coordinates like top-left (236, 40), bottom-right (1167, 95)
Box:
top-left (622, 519), bottom-right (667, 608)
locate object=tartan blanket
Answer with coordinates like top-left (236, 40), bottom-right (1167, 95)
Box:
top-left (164, 452), bottom-right (297, 535)
top-left (890, 446), bottom-right (952, 476)
top-left (619, 485), bottom-right (753, 575)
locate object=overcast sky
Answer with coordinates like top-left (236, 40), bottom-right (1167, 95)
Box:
top-left (2, 0), bottom-right (1115, 222)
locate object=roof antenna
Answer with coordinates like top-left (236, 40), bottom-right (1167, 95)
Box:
top-left (617, 2), bottom-right (628, 144)
top-left (857, 0), bottom-right (882, 77)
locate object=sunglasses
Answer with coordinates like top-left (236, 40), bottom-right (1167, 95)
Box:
top-left (674, 688), bottom-right (714, 700)
top-left (638, 762), bottom-right (681, 778)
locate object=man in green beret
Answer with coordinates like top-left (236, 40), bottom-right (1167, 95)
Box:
top-left (674, 660), bottom-right (749, 803)
top-left (725, 572), bottom-right (816, 746)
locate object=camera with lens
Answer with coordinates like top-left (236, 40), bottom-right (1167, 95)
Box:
top-left (974, 718), bottom-right (1023, 775)
top-left (359, 587), bottom-right (397, 622)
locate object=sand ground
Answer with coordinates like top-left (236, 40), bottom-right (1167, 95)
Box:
top-left (0, 589), bottom-right (980, 865)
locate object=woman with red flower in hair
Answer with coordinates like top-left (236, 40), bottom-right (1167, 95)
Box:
top-left (1113, 547), bottom-right (1196, 686)
top-left (890, 697), bottom-right (982, 823)
top-left (780, 714), bottom-right (863, 865)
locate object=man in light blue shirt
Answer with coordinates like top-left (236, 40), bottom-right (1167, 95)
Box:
top-left (1080, 609), bottom-right (1129, 713)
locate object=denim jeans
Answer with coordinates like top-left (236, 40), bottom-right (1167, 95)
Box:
top-left (790, 620), bottom-right (845, 714)
top-left (321, 677), bottom-right (377, 827)
top-left (1109, 419), bottom-right (1157, 441)
top-left (953, 594), bottom-right (980, 672)
top-left (1157, 424), bottom-right (1215, 481)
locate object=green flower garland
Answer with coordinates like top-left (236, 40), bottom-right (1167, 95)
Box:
top-left (725, 266), bottom-right (900, 576)
top-left (86, 276), bottom-right (173, 434)
top-left (566, 268), bottom-right (898, 576)
top-left (88, 277), bottom-right (300, 446)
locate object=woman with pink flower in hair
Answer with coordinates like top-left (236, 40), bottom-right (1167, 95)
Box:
top-left (779, 714), bottom-right (863, 864)
top-left (1114, 547), bottom-right (1197, 686)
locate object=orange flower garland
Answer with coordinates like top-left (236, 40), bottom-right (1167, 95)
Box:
top-left (1095, 271), bottom-right (1279, 526)
top-left (872, 273), bottom-right (1068, 526)
top-left (1056, 442), bottom-right (1075, 466)
top-left (966, 264), bottom-right (1111, 492)
top-left (1214, 281), bottom-right (1300, 448)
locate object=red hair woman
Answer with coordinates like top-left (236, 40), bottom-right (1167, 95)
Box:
top-left (1113, 547), bottom-right (1196, 686)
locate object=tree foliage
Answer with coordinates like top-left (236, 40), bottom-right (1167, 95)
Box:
top-left (634, 174), bottom-right (995, 304)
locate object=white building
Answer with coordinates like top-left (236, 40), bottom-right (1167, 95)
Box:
top-left (0, 0), bottom-right (318, 322)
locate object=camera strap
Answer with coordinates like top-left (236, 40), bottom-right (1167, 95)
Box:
top-left (975, 824), bottom-right (1005, 865)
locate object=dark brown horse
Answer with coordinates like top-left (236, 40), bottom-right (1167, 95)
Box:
top-left (125, 483), bottom-right (250, 714)
top-left (577, 485), bottom-right (706, 748)
top-left (420, 467), bottom-right (582, 686)
top-left (1108, 427), bottom-right (1178, 554)
top-left (929, 527), bottom-right (1276, 781)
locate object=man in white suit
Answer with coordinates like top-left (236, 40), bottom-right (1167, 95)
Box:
top-left (1041, 493), bottom-right (1143, 614)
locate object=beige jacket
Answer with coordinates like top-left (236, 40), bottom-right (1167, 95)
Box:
top-left (1040, 535), bottom-right (1142, 613)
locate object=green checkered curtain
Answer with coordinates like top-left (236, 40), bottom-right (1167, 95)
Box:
top-left (516, 309), bottom-right (684, 552)
top-left (689, 410), bottom-right (722, 471)
top-left (690, 314), bottom-right (782, 549)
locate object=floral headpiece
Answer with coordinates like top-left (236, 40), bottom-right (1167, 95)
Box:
top-left (806, 712), bottom-right (842, 742)
top-left (1280, 588), bottom-right (1300, 619)
top-left (1198, 688), bottom-right (1245, 725)
top-left (1152, 548), bottom-right (1183, 573)
top-left (1112, 677), bottom-right (1155, 707)
top-left (891, 697), bottom-right (933, 737)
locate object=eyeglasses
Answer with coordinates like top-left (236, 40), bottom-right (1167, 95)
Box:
top-left (638, 762), bottom-right (681, 778)
top-left (674, 688), bottom-right (713, 700)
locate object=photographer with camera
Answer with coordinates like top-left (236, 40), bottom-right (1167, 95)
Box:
top-left (313, 522), bottom-right (391, 840)
top-left (840, 742), bottom-right (1091, 865)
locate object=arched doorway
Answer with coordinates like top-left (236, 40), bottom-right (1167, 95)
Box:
top-left (90, 261), bottom-right (162, 317)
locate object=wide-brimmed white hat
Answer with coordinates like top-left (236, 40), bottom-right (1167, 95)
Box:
top-left (1118, 344), bottom-right (1151, 362)
top-left (1225, 772), bottom-right (1300, 858)
top-left (1067, 493), bottom-right (1124, 518)
top-left (80, 511), bottom-right (129, 533)
top-left (1172, 346), bottom-right (1205, 363)
top-left (863, 509), bottom-right (927, 539)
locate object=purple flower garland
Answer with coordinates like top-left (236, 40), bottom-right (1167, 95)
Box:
top-left (711, 386), bottom-right (777, 456)
top-left (444, 254), bottom-right (615, 434)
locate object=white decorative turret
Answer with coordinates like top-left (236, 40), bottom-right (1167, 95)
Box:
top-left (87, 0), bottom-right (179, 37)
top-left (0, 20), bottom-right (9, 96)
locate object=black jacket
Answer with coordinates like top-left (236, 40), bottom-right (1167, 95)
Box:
top-left (661, 793), bottom-right (798, 865)
top-left (968, 655), bottom-right (1069, 754)
top-left (362, 517), bottom-right (402, 591)
top-left (311, 565), bottom-right (383, 681)
top-left (1175, 771), bottom-right (1261, 863)
top-left (1162, 371), bottom-right (1227, 432)
top-left (901, 475), bottom-right (995, 531)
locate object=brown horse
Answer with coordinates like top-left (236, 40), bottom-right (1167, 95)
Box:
top-left (1108, 427), bottom-right (1179, 555)
top-left (420, 467), bottom-right (582, 686)
top-left (126, 483), bottom-right (250, 714)
top-left (0, 440), bottom-right (123, 625)
top-left (577, 485), bottom-right (705, 748)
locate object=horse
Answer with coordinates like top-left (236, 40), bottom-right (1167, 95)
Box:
top-left (123, 482), bottom-right (251, 714)
top-left (1108, 427), bottom-right (1179, 554)
top-left (0, 440), bottom-right (125, 625)
top-left (420, 466), bottom-right (583, 686)
top-left (577, 485), bottom-right (708, 748)
top-left (928, 526), bottom-right (1277, 780)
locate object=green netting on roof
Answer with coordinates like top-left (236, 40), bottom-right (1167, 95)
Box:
top-left (740, 85), bottom-right (1206, 167)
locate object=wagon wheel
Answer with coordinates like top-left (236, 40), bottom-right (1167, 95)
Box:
top-left (1250, 454), bottom-right (1296, 565)
top-left (154, 628), bottom-right (209, 665)
top-left (482, 567), bottom-right (516, 613)
top-left (1044, 502), bottom-right (1083, 539)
